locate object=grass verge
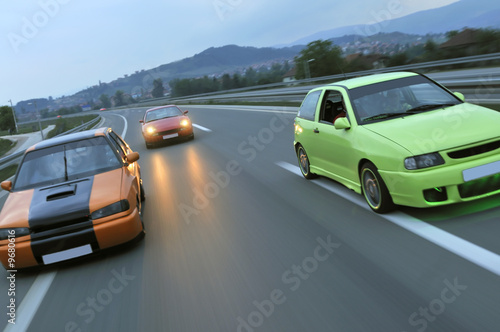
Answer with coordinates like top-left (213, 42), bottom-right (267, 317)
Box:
top-left (0, 139), bottom-right (16, 157)
top-left (0, 164), bottom-right (18, 183)
top-left (46, 115), bottom-right (99, 138)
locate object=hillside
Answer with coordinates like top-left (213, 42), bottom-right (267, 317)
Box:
top-left (74, 45), bottom-right (304, 101)
top-left (285, 0), bottom-right (500, 46)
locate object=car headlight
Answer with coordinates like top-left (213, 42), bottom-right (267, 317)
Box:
top-left (404, 153), bottom-right (445, 170)
top-left (91, 200), bottom-right (130, 220)
top-left (146, 126), bottom-right (157, 136)
top-left (180, 119), bottom-right (190, 127)
top-left (0, 228), bottom-right (30, 240)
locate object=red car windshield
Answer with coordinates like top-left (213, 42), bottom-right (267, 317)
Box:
top-left (145, 107), bottom-right (182, 123)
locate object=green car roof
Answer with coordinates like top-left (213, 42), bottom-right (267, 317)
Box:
top-left (328, 71), bottom-right (419, 90)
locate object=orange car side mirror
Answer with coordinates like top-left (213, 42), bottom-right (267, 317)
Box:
top-left (1, 181), bottom-right (12, 192)
top-left (126, 152), bottom-right (140, 163)
top-left (183, 110), bottom-right (189, 114)
top-left (139, 120), bottom-right (144, 124)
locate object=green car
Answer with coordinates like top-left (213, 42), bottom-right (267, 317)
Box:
top-left (294, 71), bottom-right (500, 213)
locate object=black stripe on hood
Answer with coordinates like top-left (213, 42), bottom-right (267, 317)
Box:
top-left (29, 177), bottom-right (100, 264)
top-left (29, 178), bottom-right (94, 231)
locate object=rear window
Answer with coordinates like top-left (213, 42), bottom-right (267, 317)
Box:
top-left (14, 136), bottom-right (121, 191)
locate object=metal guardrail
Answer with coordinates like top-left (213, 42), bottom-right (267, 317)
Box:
top-left (0, 115), bottom-right (102, 172)
top-left (138, 52), bottom-right (500, 106)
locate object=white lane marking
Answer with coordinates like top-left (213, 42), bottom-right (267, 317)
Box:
top-left (277, 161), bottom-right (500, 277)
top-left (192, 124), bottom-right (212, 132)
top-left (1, 114), bottom-right (131, 332)
top-left (113, 113), bottom-right (128, 138)
top-left (3, 272), bottom-right (57, 332)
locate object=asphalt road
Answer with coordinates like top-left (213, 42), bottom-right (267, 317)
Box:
top-left (1, 105), bottom-right (500, 332)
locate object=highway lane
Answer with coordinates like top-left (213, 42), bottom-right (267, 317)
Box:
top-left (1, 105), bottom-right (500, 331)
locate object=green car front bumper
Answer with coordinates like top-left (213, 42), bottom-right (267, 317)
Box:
top-left (380, 154), bottom-right (500, 208)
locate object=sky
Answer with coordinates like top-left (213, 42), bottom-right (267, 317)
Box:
top-left (0, 0), bottom-right (459, 104)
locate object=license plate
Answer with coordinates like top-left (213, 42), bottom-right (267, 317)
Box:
top-left (463, 160), bottom-right (500, 182)
top-left (42, 244), bottom-right (93, 264)
top-left (163, 133), bottom-right (178, 139)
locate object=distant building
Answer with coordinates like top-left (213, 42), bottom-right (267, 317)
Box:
top-left (439, 29), bottom-right (479, 55)
top-left (282, 67), bottom-right (297, 84)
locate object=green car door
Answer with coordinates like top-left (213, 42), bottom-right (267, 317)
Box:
top-left (312, 89), bottom-right (361, 190)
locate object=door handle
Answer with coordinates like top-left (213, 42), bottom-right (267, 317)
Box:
top-left (313, 128), bottom-right (320, 133)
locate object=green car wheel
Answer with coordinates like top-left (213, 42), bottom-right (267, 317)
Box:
top-left (360, 162), bottom-right (394, 213)
top-left (297, 145), bottom-right (317, 179)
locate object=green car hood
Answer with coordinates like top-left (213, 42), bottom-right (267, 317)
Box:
top-left (363, 103), bottom-right (500, 155)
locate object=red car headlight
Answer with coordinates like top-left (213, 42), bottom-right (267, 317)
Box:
top-left (146, 126), bottom-right (157, 136)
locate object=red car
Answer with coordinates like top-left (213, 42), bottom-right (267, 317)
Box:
top-left (139, 105), bottom-right (194, 148)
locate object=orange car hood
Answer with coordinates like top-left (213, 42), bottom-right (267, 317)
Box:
top-left (0, 169), bottom-right (123, 229)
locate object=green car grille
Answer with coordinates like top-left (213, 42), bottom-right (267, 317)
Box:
top-left (448, 139), bottom-right (500, 159)
top-left (458, 173), bottom-right (500, 198)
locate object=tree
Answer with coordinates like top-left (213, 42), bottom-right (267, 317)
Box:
top-left (114, 90), bottom-right (126, 107)
top-left (232, 73), bottom-right (242, 89)
top-left (152, 78), bottom-right (165, 98)
top-left (245, 67), bottom-right (257, 86)
top-left (476, 28), bottom-right (500, 54)
top-left (221, 74), bottom-right (233, 90)
top-left (446, 30), bottom-right (459, 39)
top-left (0, 106), bottom-right (15, 132)
top-left (99, 94), bottom-right (111, 108)
top-left (386, 52), bottom-right (409, 67)
top-left (40, 108), bottom-right (50, 118)
top-left (294, 40), bottom-right (345, 79)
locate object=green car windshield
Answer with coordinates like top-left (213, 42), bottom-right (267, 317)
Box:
top-left (14, 136), bottom-right (122, 191)
top-left (349, 75), bottom-right (462, 124)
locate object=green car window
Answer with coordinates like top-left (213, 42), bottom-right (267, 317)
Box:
top-left (298, 90), bottom-right (321, 121)
top-left (350, 75), bottom-right (461, 124)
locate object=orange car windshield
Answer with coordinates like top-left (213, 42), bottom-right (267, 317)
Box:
top-left (14, 137), bottom-right (121, 191)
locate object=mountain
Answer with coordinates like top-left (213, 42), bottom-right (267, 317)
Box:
top-left (63, 44), bottom-right (304, 105)
top-left (155, 44), bottom-right (304, 79)
top-left (282, 0), bottom-right (500, 46)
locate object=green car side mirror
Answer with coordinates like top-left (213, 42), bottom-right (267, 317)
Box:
top-left (334, 117), bottom-right (351, 130)
top-left (453, 91), bottom-right (465, 102)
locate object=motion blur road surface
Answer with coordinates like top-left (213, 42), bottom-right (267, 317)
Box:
top-left (1, 105), bottom-right (500, 332)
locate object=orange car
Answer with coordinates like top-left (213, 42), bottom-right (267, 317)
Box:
top-left (0, 127), bottom-right (145, 270)
top-left (139, 105), bottom-right (194, 148)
